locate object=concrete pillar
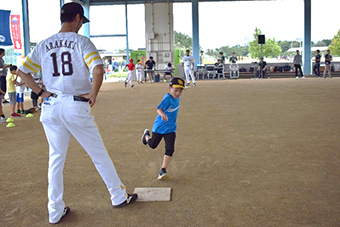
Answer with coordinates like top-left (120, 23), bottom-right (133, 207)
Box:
top-left (21, 0), bottom-right (30, 56)
top-left (303, 0), bottom-right (311, 75)
top-left (83, 1), bottom-right (90, 38)
top-left (192, 0), bottom-right (199, 69)
top-left (145, 3), bottom-right (174, 70)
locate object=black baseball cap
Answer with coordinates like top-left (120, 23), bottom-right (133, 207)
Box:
top-left (169, 77), bottom-right (185, 89)
top-left (61, 2), bottom-right (90, 24)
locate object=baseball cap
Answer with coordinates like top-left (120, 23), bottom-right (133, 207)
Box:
top-left (129, 59), bottom-right (134, 62)
top-left (169, 77), bottom-right (185, 89)
top-left (61, 2), bottom-right (90, 24)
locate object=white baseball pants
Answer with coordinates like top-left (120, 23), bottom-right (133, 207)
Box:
top-left (40, 95), bottom-right (127, 224)
top-left (126, 70), bottom-right (133, 85)
top-left (136, 70), bottom-right (143, 82)
top-left (184, 66), bottom-right (195, 84)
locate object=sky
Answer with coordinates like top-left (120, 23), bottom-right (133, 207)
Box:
top-left (0, 0), bottom-right (339, 51)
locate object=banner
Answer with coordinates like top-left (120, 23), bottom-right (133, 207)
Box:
top-left (0, 10), bottom-right (13, 46)
top-left (11, 14), bottom-right (22, 56)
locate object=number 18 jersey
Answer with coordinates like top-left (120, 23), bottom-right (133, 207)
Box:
top-left (19, 32), bottom-right (103, 95)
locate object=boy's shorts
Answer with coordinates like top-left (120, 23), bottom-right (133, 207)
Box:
top-left (148, 132), bottom-right (176, 156)
top-left (8, 92), bottom-right (16, 105)
top-left (16, 92), bottom-right (24, 103)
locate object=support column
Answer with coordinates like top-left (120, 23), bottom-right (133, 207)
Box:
top-left (303, 0), bottom-right (311, 75)
top-left (125, 3), bottom-right (130, 62)
top-left (21, 0), bottom-right (30, 56)
top-left (83, 1), bottom-right (90, 38)
top-left (192, 0), bottom-right (199, 69)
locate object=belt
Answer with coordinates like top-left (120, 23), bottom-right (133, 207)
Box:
top-left (50, 93), bottom-right (90, 102)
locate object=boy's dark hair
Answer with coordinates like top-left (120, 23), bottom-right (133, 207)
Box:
top-left (10, 65), bottom-right (17, 71)
top-left (167, 62), bottom-right (172, 67)
top-left (149, 56), bottom-right (153, 59)
top-left (0, 48), bottom-right (4, 55)
top-left (219, 52), bottom-right (223, 55)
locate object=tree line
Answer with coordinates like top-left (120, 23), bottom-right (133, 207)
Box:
top-left (175, 28), bottom-right (336, 60)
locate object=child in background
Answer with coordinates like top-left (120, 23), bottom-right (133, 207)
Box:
top-left (163, 62), bottom-right (175, 82)
top-left (124, 59), bottom-right (135, 88)
top-left (0, 87), bottom-right (6, 122)
top-left (141, 77), bottom-right (185, 180)
top-left (135, 60), bottom-right (144, 84)
top-left (6, 65), bottom-right (20, 117)
top-left (16, 75), bottom-right (25, 114)
top-left (31, 71), bottom-right (43, 110)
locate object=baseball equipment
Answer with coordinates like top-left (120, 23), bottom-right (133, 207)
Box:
top-left (6, 122), bottom-right (15, 127)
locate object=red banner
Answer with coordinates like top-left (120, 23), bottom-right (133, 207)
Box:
top-left (10, 15), bottom-right (22, 55)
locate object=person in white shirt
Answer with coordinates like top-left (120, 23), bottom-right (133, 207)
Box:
top-left (163, 62), bottom-right (175, 82)
top-left (182, 49), bottom-right (196, 86)
top-left (135, 60), bottom-right (144, 84)
top-left (16, 2), bottom-right (137, 224)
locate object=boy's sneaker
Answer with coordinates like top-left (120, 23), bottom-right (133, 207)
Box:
top-left (16, 110), bottom-right (21, 113)
top-left (52, 207), bottom-right (70, 224)
top-left (124, 81), bottom-right (127, 87)
top-left (186, 83), bottom-right (190, 86)
top-left (131, 84), bottom-right (134, 88)
top-left (302, 76), bottom-right (305, 79)
top-left (0, 118), bottom-right (6, 123)
top-left (158, 169), bottom-right (169, 180)
top-left (113, 194), bottom-right (138, 208)
top-left (11, 113), bottom-right (21, 117)
top-left (141, 129), bottom-right (150, 145)
top-left (193, 83), bottom-right (196, 86)
top-left (20, 110), bottom-right (25, 114)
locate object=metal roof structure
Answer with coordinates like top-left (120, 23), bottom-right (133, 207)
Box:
top-left (77, 0), bottom-right (275, 6)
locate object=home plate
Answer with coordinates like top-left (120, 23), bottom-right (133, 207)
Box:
top-left (133, 187), bottom-right (172, 202)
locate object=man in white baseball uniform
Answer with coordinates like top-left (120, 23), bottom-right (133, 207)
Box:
top-left (16, 2), bottom-right (137, 224)
top-left (182, 49), bottom-right (196, 86)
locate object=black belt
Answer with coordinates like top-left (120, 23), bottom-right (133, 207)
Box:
top-left (50, 93), bottom-right (89, 102)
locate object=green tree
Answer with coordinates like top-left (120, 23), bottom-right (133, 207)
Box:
top-left (329, 30), bottom-right (340, 56)
top-left (174, 31), bottom-right (193, 58)
top-left (249, 28), bottom-right (282, 59)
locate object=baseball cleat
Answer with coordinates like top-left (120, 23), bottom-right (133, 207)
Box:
top-left (52, 207), bottom-right (70, 224)
top-left (114, 193), bottom-right (138, 208)
top-left (141, 129), bottom-right (150, 145)
top-left (158, 169), bottom-right (169, 180)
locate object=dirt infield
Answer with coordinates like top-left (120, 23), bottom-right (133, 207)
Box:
top-left (1, 78), bottom-right (339, 226)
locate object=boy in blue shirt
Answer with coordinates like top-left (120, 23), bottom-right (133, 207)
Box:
top-left (142, 77), bottom-right (185, 180)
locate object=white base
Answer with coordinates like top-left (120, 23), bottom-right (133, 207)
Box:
top-left (133, 187), bottom-right (172, 202)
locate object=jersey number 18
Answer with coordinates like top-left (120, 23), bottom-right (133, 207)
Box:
top-left (51, 51), bottom-right (73, 76)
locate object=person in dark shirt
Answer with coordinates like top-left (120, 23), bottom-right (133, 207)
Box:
top-left (257, 57), bottom-right (267, 79)
top-left (145, 56), bottom-right (156, 82)
top-left (323, 50), bottom-right (332, 79)
top-left (313, 49), bottom-right (321, 77)
top-left (229, 52), bottom-right (237, 63)
top-left (219, 52), bottom-right (225, 64)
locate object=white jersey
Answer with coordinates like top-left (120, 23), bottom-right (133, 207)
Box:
top-left (164, 65), bottom-right (175, 73)
top-left (182, 55), bottom-right (194, 67)
top-left (16, 76), bottom-right (25, 93)
top-left (136, 63), bottom-right (143, 71)
top-left (19, 32), bottom-right (102, 95)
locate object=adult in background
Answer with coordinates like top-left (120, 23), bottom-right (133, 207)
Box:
top-left (219, 52), bottom-right (225, 64)
top-left (182, 49), bottom-right (196, 86)
top-left (323, 49), bottom-right (332, 79)
top-left (145, 56), bottom-right (156, 82)
top-left (257, 57), bottom-right (267, 79)
top-left (229, 52), bottom-right (237, 63)
top-left (16, 2), bottom-right (137, 224)
top-left (313, 49), bottom-right (321, 77)
top-left (293, 50), bottom-right (305, 79)
top-left (0, 48), bottom-right (11, 104)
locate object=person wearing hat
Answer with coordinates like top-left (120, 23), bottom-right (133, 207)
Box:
top-left (16, 2), bottom-right (137, 224)
top-left (141, 77), bottom-right (185, 180)
top-left (124, 58), bottom-right (135, 88)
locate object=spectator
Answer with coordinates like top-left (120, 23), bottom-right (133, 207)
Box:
top-left (219, 52), bottom-right (225, 64)
top-left (229, 52), bottom-right (237, 63)
top-left (7, 65), bottom-right (20, 117)
top-left (323, 49), bottom-right (332, 79)
top-left (257, 57), bottom-right (267, 79)
top-left (0, 48), bottom-right (11, 104)
top-left (145, 56), bottom-right (156, 82)
top-left (293, 50), bottom-right (304, 79)
top-left (313, 49), bottom-right (321, 77)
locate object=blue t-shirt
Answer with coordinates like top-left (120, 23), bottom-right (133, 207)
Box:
top-left (152, 93), bottom-right (180, 134)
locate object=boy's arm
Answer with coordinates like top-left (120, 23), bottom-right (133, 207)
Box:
top-left (157, 108), bottom-right (168, 122)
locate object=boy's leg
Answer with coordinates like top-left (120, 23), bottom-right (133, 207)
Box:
top-left (147, 132), bottom-right (163, 149)
top-left (158, 132), bottom-right (176, 179)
